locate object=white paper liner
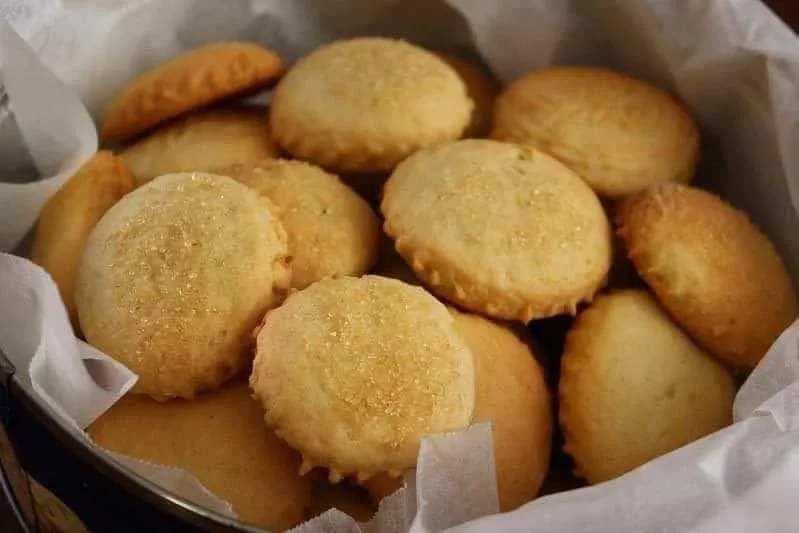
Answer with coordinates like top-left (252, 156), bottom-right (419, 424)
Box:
top-left (1, 1), bottom-right (798, 531)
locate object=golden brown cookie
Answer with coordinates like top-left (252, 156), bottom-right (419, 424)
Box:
top-left (31, 151), bottom-right (135, 329)
top-left (270, 37), bottom-right (472, 173)
top-left (88, 380), bottom-right (310, 530)
top-left (102, 43), bottom-right (285, 142)
top-left (221, 159), bottom-right (380, 289)
top-left (491, 67), bottom-right (699, 198)
top-left (250, 275), bottom-right (475, 481)
top-left (559, 290), bottom-right (735, 483)
top-left (121, 108), bottom-right (278, 185)
top-left (381, 139), bottom-right (612, 322)
top-left (437, 53), bottom-right (498, 138)
top-left (75, 173), bottom-right (290, 400)
top-left (365, 308), bottom-right (552, 512)
top-left (617, 183), bottom-right (797, 368)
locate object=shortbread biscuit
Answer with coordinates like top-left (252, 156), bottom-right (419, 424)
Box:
top-left (381, 139), bottom-right (612, 322)
top-left (89, 380), bottom-right (310, 530)
top-left (32, 151), bottom-right (135, 329)
top-left (365, 308), bottom-right (552, 511)
top-left (270, 37), bottom-right (472, 173)
top-left (617, 183), bottom-right (797, 368)
top-left (102, 43), bottom-right (285, 142)
top-left (491, 67), bottom-right (699, 198)
top-left (222, 159), bottom-right (380, 289)
top-left (250, 275), bottom-right (474, 481)
top-left (121, 108), bottom-right (278, 185)
top-left (76, 173), bottom-right (290, 400)
top-left (437, 53), bottom-right (498, 137)
top-left (559, 290), bottom-right (735, 483)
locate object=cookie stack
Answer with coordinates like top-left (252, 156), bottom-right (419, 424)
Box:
top-left (30, 36), bottom-right (796, 530)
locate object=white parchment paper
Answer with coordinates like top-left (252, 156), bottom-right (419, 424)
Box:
top-left (1, 0), bottom-right (798, 532)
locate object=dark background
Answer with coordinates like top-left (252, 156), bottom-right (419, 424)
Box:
top-left (0, 1), bottom-right (796, 532)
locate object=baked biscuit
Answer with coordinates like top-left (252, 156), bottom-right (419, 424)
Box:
top-left (437, 53), bottom-right (498, 138)
top-left (89, 380), bottom-right (310, 530)
top-left (270, 37), bottom-right (472, 173)
top-left (222, 159), bottom-right (380, 289)
top-left (31, 151), bottom-right (135, 329)
top-left (559, 290), bottom-right (735, 483)
top-left (491, 67), bottom-right (699, 198)
top-left (102, 43), bottom-right (285, 142)
top-left (617, 183), bottom-right (797, 368)
top-left (250, 275), bottom-right (474, 481)
top-left (75, 173), bottom-right (290, 400)
top-left (365, 308), bottom-right (552, 511)
top-left (381, 139), bottom-right (612, 322)
top-left (121, 108), bottom-right (278, 185)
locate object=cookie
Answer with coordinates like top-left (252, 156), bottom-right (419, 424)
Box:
top-left (270, 37), bottom-right (472, 173)
top-left (102, 42), bottom-right (285, 142)
top-left (75, 173), bottom-right (290, 400)
top-left (437, 53), bottom-right (498, 137)
top-left (31, 151), bottom-right (135, 329)
top-left (617, 183), bottom-right (797, 368)
top-left (88, 380), bottom-right (310, 530)
top-left (558, 290), bottom-right (735, 483)
top-left (250, 275), bottom-right (474, 481)
top-left (381, 139), bottom-right (612, 322)
top-left (365, 308), bottom-right (552, 511)
top-left (491, 67), bottom-right (699, 198)
top-left (222, 159), bottom-right (380, 289)
top-left (121, 108), bottom-right (278, 185)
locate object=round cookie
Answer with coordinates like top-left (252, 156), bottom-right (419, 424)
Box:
top-left (491, 67), bottom-right (699, 198)
top-left (437, 53), bottom-right (498, 138)
top-left (365, 308), bottom-right (552, 512)
top-left (88, 380), bottom-right (310, 530)
top-left (121, 108), bottom-right (278, 185)
top-left (381, 139), bottom-right (612, 322)
top-left (32, 151), bottom-right (135, 330)
top-left (102, 42), bottom-right (285, 142)
top-left (270, 37), bottom-right (472, 173)
top-left (250, 275), bottom-right (475, 481)
top-left (222, 159), bottom-right (380, 289)
top-left (558, 290), bottom-right (735, 484)
top-left (617, 183), bottom-right (797, 368)
top-left (75, 173), bottom-right (290, 400)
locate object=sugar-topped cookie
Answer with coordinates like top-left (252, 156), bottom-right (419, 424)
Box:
top-left (270, 37), bottom-right (472, 173)
top-left (250, 275), bottom-right (474, 481)
top-left (76, 173), bottom-right (290, 400)
top-left (491, 67), bottom-right (699, 198)
top-left (617, 183), bottom-right (797, 368)
top-left (381, 139), bottom-right (612, 322)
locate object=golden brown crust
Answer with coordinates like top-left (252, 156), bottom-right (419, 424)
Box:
top-left (102, 43), bottom-right (285, 142)
top-left (364, 309), bottom-right (552, 511)
top-left (75, 173), bottom-right (290, 400)
top-left (121, 108), bottom-right (278, 185)
top-left (558, 290), bottom-right (735, 483)
top-left (381, 139), bottom-right (612, 322)
top-left (250, 275), bottom-right (475, 480)
top-left (617, 183), bottom-right (798, 368)
top-left (491, 67), bottom-right (699, 198)
top-left (88, 380), bottom-right (310, 530)
top-left (270, 37), bottom-right (472, 173)
top-left (31, 151), bottom-right (135, 330)
top-left (220, 159), bottom-right (380, 289)
top-left (436, 53), bottom-right (498, 138)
